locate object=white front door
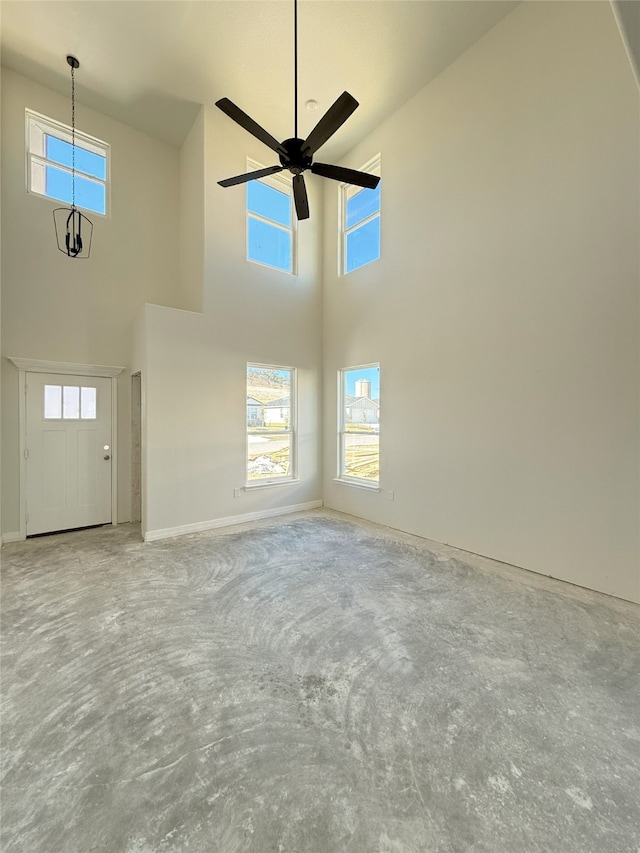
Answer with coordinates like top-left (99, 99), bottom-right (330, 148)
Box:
top-left (25, 372), bottom-right (112, 535)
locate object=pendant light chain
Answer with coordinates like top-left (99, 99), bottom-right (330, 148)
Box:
top-left (71, 60), bottom-right (76, 211)
top-left (53, 54), bottom-right (93, 258)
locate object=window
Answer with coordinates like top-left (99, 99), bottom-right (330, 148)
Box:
top-left (26, 109), bottom-right (109, 216)
top-left (247, 160), bottom-right (295, 273)
top-left (246, 364), bottom-right (296, 484)
top-left (341, 156), bottom-right (380, 274)
top-left (338, 364), bottom-right (380, 486)
top-left (44, 385), bottom-right (97, 420)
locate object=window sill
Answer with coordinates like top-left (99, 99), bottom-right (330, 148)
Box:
top-left (244, 479), bottom-right (300, 491)
top-left (333, 477), bottom-right (380, 492)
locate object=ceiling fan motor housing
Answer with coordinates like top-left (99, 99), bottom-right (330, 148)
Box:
top-left (279, 138), bottom-right (313, 174)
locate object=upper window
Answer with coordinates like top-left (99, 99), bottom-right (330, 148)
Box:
top-left (338, 364), bottom-right (380, 486)
top-left (246, 364), bottom-right (296, 485)
top-left (246, 160), bottom-right (295, 274)
top-left (341, 156), bottom-right (380, 274)
top-left (26, 109), bottom-right (109, 216)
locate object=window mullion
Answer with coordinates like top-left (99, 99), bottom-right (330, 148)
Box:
top-left (345, 210), bottom-right (380, 238)
top-left (247, 211), bottom-right (290, 233)
top-left (30, 155), bottom-right (101, 185)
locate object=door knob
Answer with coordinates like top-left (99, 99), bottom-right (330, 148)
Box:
top-left (104, 454), bottom-right (111, 460)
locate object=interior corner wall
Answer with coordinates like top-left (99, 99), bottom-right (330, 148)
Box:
top-left (138, 106), bottom-right (323, 539)
top-left (0, 68), bottom-right (183, 533)
top-left (612, 0), bottom-right (640, 87)
top-left (322, 1), bottom-right (640, 603)
top-left (179, 107), bottom-right (205, 313)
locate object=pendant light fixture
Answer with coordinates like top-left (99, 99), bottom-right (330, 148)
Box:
top-left (53, 55), bottom-right (93, 258)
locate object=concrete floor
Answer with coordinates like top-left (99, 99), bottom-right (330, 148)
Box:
top-left (1, 510), bottom-right (639, 853)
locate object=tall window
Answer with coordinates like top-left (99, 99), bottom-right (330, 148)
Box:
top-left (26, 109), bottom-right (109, 216)
top-left (338, 364), bottom-right (380, 486)
top-left (341, 155), bottom-right (380, 274)
top-left (247, 160), bottom-right (295, 273)
top-left (246, 364), bottom-right (296, 484)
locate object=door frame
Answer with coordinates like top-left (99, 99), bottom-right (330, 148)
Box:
top-left (9, 357), bottom-right (125, 540)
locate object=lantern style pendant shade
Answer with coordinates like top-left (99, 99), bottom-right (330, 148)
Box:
top-left (53, 206), bottom-right (93, 258)
top-left (53, 55), bottom-right (93, 259)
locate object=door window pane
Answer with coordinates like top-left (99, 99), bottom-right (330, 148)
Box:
top-left (81, 387), bottom-right (97, 419)
top-left (44, 385), bottom-right (62, 419)
top-left (63, 386), bottom-right (80, 419)
top-left (43, 383), bottom-right (98, 419)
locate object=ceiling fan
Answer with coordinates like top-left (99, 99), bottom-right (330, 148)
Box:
top-left (215, 0), bottom-right (380, 221)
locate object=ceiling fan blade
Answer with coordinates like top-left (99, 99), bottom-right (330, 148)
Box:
top-left (311, 162), bottom-right (380, 190)
top-left (301, 92), bottom-right (359, 157)
top-left (293, 174), bottom-right (309, 220)
top-left (218, 165), bottom-right (284, 188)
top-left (216, 98), bottom-right (287, 157)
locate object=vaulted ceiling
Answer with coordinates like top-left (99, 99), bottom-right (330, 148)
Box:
top-left (1, 0), bottom-right (519, 160)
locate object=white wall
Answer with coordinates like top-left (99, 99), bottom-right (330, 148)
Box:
top-left (135, 104), bottom-right (323, 539)
top-left (1, 69), bottom-right (183, 533)
top-left (322, 1), bottom-right (640, 603)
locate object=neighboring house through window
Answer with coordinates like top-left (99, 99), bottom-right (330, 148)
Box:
top-left (341, 155), bottom-right (380, 274)
top-left (338, 364), bottom-right (380, 486)
top-left (246, 364), bottom-right (296, 484)
top-left (246, 397), bottom-right (263, 428)
top-left (246, 160), bottom-right (295, 274)
top-left (26, 109), bottom-right (109, 216)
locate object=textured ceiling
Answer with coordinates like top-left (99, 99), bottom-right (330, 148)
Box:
top-left (1, 1), bottom-right (519, 159)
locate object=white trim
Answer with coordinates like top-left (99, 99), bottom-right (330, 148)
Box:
top-left (144, 500), bottom-right (322, 543)
top-left (333, 478), bottom-right (380, 492)
top-left (18, 367), bottom-right (27, 539)
top-left (1, 532), bottom-right (22, 544)
top-left (8, 358), bottom-right (124, 377)
top-left (244, 479), bottom-right (301, 491)
top-left (8, 358), bottom-right (124, 537)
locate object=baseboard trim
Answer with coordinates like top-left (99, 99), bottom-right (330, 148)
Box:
top-left (1, 532), bottom-right (22, 544)
top-left (144, 500), bottom-right (323, 543)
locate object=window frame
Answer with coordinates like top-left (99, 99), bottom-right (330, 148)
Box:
top-left (246, 362), bottom-right (297, 488)
top-left (26, 109), bottom-right (110, 217)
top-left (340, 155), bottom-right (381, 275)
top-left (337, 363), bottom-right (380, 489)
top-left (246, 158), bottom-right (297, 275)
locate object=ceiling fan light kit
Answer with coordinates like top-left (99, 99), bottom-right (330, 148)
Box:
top-left (53, 54), bottom-right (93, 258)
top-left (216, 0), bottom-right (380, 221)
